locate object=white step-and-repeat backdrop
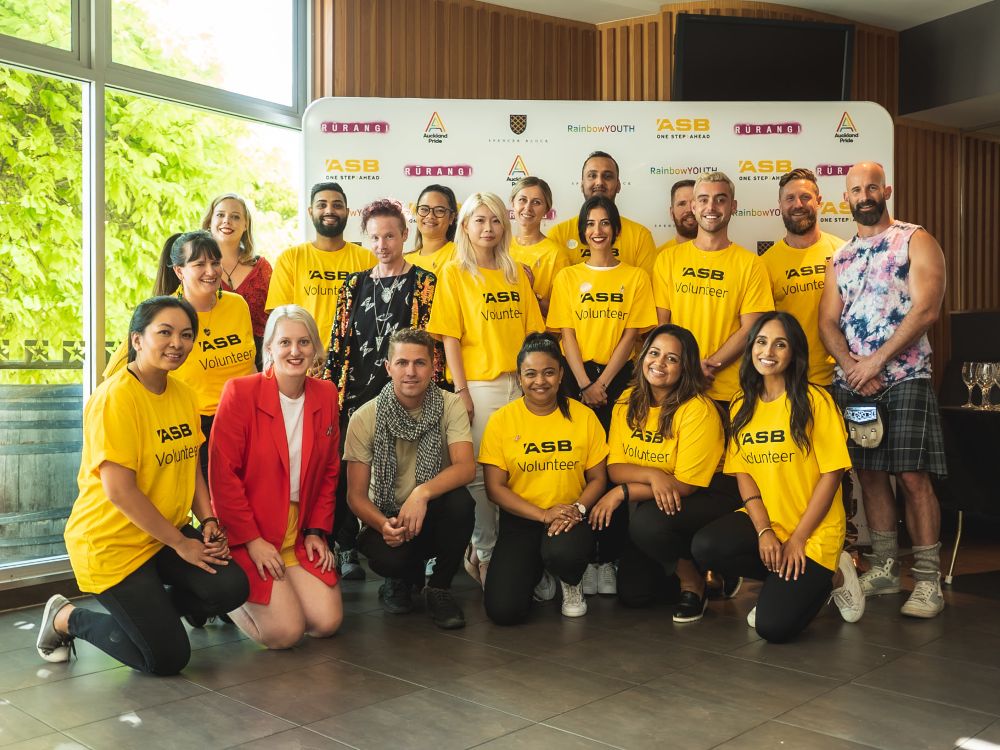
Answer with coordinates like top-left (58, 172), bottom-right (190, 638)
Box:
top-left (302, 98), bottom-right (893, 253)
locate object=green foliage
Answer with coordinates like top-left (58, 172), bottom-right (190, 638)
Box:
top-left (0, 0), bottom-right (71, 49)
top-left (0, 2), bottom-right (299, 385)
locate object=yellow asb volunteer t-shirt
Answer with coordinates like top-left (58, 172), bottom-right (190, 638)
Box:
top-left (656, 237), bottom-right (679, 257)
top-left (104, 292), bottom-right (255, 416)
top-left (406, 241), bottom-right (456, 275)
top-left (509, 237), bottom-right (569, 302)
top-left (427, 261), bottom-right (544, 381)
top-left (652, 241), bottom-right (774, 402)
top-left (548, 215), bottom-right (657, 276)
top-left (724, 386), bottom-right (851, 570)
top-left (479, 398), bottom-right (609, 510)
top-left (265, 241), bottom-right (376, 336)
top-left (64, 370), bottom-right (203, 593)
top-left (546, 263), bottom-right (657, 365)
top-left (608, 391), bottom-right (724, 487)
top-left (761, 233), bottom-right (843, 385)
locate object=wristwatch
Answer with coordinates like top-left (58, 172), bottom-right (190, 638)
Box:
top-left (573, 502), bottom-right (587, 517)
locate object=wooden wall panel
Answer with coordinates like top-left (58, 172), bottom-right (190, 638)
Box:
top-left (311, 0), bottom-right (598, 100)
top-left (961, 134), bottom-right (1000, 312)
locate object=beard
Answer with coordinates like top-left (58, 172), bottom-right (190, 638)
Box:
top-left (851, 198), bottom-right (886, 226)
top-left (782, 209), bottom-right (817, 236)
top-left (312, 213), bottom-right (345, 238)
top-left (672, 211), bottom-right (698, 239)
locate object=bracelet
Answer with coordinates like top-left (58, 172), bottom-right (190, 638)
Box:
top-left (302, 528), bottom-right (327, 538)
top-left (741, 494), bottom-right (762, 506)
top-left (619, 483), bottom-right (630, 503)
top-left (757, 526), bottom-right (774, 539)
top-left (200, 516), bottom-right (219, 526)
top-left (454, 385), bottom-right (468, 394)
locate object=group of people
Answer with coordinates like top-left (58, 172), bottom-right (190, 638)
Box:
top-left (34, 152), bottom-right (949, 677)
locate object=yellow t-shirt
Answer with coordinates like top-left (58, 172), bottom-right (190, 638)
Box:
top-left (64, 370), bottom-right (204, 593)
top-left (546, 263), bottom-right (657, 364)
top-left (265, 241), bottom-right (376, 337)
top-left (652, 241), bottom-right (774, 401)
top-left (656, 237), bottom-right (679, 256)
top-left (761, 233), bottom-right (843, 385)
top-left (479, 398), bottom-right (608, 510)
top-left (104, 292), bottom-right (255, 416)
top-left (607, 391), bottom-right (724, 487)
top-left (548, 215), bottom-right (657, 276)
top-left (406, 241), bottom-right (456, 275)
top-left (724, 386), bottom-right (851, 570)
top-left (426, 261), bottom-right (544, 381)
top-left (509, 237), bottom-right (570, 302)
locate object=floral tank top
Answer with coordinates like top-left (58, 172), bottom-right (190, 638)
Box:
top-left (833, 221), bottom-right (932, 387)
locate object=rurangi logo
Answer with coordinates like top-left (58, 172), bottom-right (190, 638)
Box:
top-left (816, 164), bottom-right (852, 176)
top-left (733, 122), bottom-right (801, 135)
top-left (510, 114), bottom-right (527, 135)
top-left (507, 155), bottom-right (529, 182)
top-left (320, 121), bottom-right (389, 134)
top-left (835, 112), bottom-right (859, 142)
top-left (656, 117), bottom-right (711, 139)
top-left (423, 112), bottom-right (448, 143)
top-left (403, 165), bottom-right (472, 177)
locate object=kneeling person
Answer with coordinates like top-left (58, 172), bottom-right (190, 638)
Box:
top-left (346, 329), bottom-right (476, 629)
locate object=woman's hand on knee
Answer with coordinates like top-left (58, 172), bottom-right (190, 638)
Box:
top-left (304, 534), bottom-right (334, 573)
top-left (173, 536), bottom-right (226, 574)
top-left (247, 537), bottom-right (285, 581)
top-left (757, 529), bottom-right (782, 573)
top-left (590, 487), bottom-right (623, 530)
top-left (778, 535), bottom-right (807, 581)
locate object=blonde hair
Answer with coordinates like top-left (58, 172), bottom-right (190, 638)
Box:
top-left (454, 192), bottom-right (517, 285)
top-left (201, 193), bottom-right (256, 263)
top-left (694, 171), bottom-right (736, 200)
top-left (262, 305), bottom-right (325, 371)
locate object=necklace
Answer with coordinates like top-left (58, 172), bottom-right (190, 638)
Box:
top-left (221, 259), bottom-right (240, 289)
top-left (370, 267), bottom-right (406, 349)
top-left (200, 296), bottom-right (219, 338)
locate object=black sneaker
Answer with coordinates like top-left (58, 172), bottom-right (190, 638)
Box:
top-left (423, 586), bottom-right (466, 630)
top-left (672, 590), bottom-right (708, 623)
top-left (722, 576), bottom-right (743, 599)
top-left (378, 577), bottom-right (413, 615)
top-left (338, 548), bottom-right (366, 581)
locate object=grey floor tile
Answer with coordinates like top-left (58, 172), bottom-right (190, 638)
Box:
top-left (231, 726), bottom-right (353, 749)
top-left (184, 620), bottom-right (248, 651)
top-left (0, 644), bottom-right (120, 693)
top-left (780, 684), bottom-right (995, 750)
top-left (728, 629), bottom-right (906, 681)
top-left (645, 652), bottom-right (840, 716)
top-left (547, 684), bottom-right (761, 750)
top-left (805, 606), bottom-right (954, 651)
top-left (624, 611), bottom-right (762, 653)
top-left (178, 636), bottom-right (330, 690)
top-left (0, 613), bottom-right (45, 656)
top-left (4, 666), bottom-right (204, 730)
top-left (478, 723), bottom-right (619, 749)
top-left (64, 691), bottom-right (294, 749)
top-left (958, 718), bottom-right (1000, 748)
top-left (433, 657), bottom-right (632, 721)
top-left (0, 702), bottom-right (51, 747)
top-left (444, 616), bottom-right (599, 658)
top-left (0, 734), bottom-right (89, 749)
top-left (918, 627), bottom-right (1000, 670)
top-left (306, 688), bottom-right (530, 749)
top-left (219, 659), bottom-right (421, 724)
top-left (715, 721), bottom-right (878, 749)
top-left (855, 652), bottom-right (1000, 716)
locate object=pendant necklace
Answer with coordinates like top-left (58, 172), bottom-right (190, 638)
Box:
top-left (371, 265), bottom-right (404, 349)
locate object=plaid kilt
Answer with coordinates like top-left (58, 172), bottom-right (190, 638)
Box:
top-left (833, 377), bottom-right (947, 477)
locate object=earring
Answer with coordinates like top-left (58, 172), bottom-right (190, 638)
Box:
top-left (175, 287), bottom-right (184, 299)
top-left (217, 287), bottom-right (223, 299)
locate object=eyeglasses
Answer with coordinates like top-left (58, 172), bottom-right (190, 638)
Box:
top-left (415, 205), bottom-right (452, 218)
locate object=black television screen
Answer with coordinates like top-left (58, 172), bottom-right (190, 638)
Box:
top-left (672, 14), bottom-right (854, 101)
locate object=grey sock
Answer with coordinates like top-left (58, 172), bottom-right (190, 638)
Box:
top-left (911, 542), bottom-right (941, 582)
top-left (869, 529), bottom-right (898, 566)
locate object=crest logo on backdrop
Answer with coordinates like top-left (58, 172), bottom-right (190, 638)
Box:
top-left (509, 114), bottom-right (527, 135)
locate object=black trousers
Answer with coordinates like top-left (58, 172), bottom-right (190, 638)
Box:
top-left (199, 414), bottom-right (214, 478)
top-left (356, 487), bottom-right (475, 589)
top-left (68, 525), bottom-right (249, 675)
top-left (332, 411), bottom-right (361, 551)
top-left (692, 511), bottom-right (834, 643)
top-left (484, 509), bottom-right (594, 626)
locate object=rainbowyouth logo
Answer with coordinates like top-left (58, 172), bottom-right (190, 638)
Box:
top-left (733, 122), bottom-right (801, 135)
top-left (816, 164), bottom-right (852, 176)
top-left (320, 121), bottom-right (389, 134)
top-left (403, 164), bottom-right (472, 177)
top-left (507, 155), bottom-right (528, 183)
top-left (423, 112), bottom-right (448, 143)
top-left (835, 112), bottom-right (859, 142)
top-left (510, 114), bottom-right (527, 135)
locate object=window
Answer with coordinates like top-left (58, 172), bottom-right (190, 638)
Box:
top-left (0, 0), bottom-right (72, 50)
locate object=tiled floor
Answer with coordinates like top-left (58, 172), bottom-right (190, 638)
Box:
top-left (2, 549), bottom-right (999, 750)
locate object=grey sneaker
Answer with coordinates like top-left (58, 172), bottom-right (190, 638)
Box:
top-left (746, 606), bottom-right (756, 629)
top-left (338, 548), bottom-right (365, 581)
top-left (859, 556), bottom-right (901, 596)
top-left (901, 576), bottom-right (945, 618)
top-left (581, 563), bottom-right (598, 596)
top-left (560, 581), bottom-right (587, 617)
top-left (36, 594), bottom-right (74, 663)
top-left (533, 570), bottom-right (557, 602)
top-left (596, 562), bottom-right (617, 595)
top-left (832, 551), bottom-right (865, 623)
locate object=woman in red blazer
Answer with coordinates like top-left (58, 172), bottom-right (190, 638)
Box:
top-left (210, 304), bottom-right (343, 648)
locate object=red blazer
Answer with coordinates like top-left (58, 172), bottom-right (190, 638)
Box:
top-left (210, 373), bottom-right (340, 604)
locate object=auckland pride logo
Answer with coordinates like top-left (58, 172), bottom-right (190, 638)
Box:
top-left (507, 155), bottom-right (529, 182)
top-left (733, 121), bottom-right (801, 135)
top-left (423, 112), bottom-right (448, 143)
top-left (835, 111), bottom-right (859, 142)
top-left (320, 121), bottom-right (389, 134)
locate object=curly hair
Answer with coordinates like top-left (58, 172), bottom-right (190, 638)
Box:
top-left (360, 197), bottom-right (406, 234)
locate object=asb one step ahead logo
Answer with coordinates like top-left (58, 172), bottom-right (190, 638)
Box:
top-left (323, 158), bottom-right (381, 181)
top-left (423, 112), bottom-right (448, 144)
top-left (655, 117), bottom-right (711, 140)
top-left (738, 159), bottom-right (792, 181)
top-left (320, 121), bottom-right (390, 134)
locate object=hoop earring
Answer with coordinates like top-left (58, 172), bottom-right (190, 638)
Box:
top-left (263, 364), bottom-right (274, 379)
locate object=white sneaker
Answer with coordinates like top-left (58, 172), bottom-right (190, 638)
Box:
top-left (36, 594), bottom-right (74, 663)
top-left (901, 575), bottom-right (945, 618)
top-left (533, 570), bottom-right (557, 602)
top-left (560, 580), bottom-right (588, 617)
top-left (746, 606), bottom-right (756, 629)
top-left (596, 562), bottom-right (617, 595)
top-left (859, 556), bottom-right (901, 596)
top-left (832, 551), bottom-right (865, 623)
top-left (581, 563), bottom-right (598, 596)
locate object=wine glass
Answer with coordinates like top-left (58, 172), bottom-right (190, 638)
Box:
top-left (961, 361), bottom-right (977, 408)
top-left (976, 362), bottom-right (995, 410)
top-left (991, 362), bottom-right (1000, 412)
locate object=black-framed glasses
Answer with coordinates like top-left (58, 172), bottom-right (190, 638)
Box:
top-left (415, 204), bottom-right (452, 218)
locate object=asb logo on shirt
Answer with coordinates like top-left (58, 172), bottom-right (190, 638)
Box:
top-left (741, 429), bottom-right (786, 445)
top-left (200, 334), bottom-right (245, 352)
top-left (630, 428), bottom-right (664, 444)
top-left (324, 158), bottom-right (381, 182)
top-left (320, 121), bottom-right (389, 134)
top-left (835, 112), bottom-right (859, 143)
top-left (733, 122), bottom-right (802, 136)
top-left (423, 112), bottom-right (448, 143)
top-left (682, 267), bottom-right (725, 280)
top-left (524, 440), bottom-right (572, 454)
top-left (157, 423), bottom-right (194, 443)
top-left (507, 155), bottom-right (529, 183)
top-left (656, 117), bottom-right (711, 139)
top-left (738, 159), bottom-right (792, 181)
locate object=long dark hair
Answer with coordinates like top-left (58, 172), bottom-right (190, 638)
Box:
top-left (577, 195), bottom-right (621, 248)
top-left (153, 230), bottom-right (222, 296)
top-left (731, 311), bottom-right (813, 453)
top-left (414, 184), bottom-right (458, 250)
top-left (516, 332), bottom-right (572, 420)
top-left (626, 324), bottom-right (708, 438)
top-left (127, 295), bottom-right (198, 362)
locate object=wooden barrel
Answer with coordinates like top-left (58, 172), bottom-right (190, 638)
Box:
top-left (0, 384), bottom-right (81, 564)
